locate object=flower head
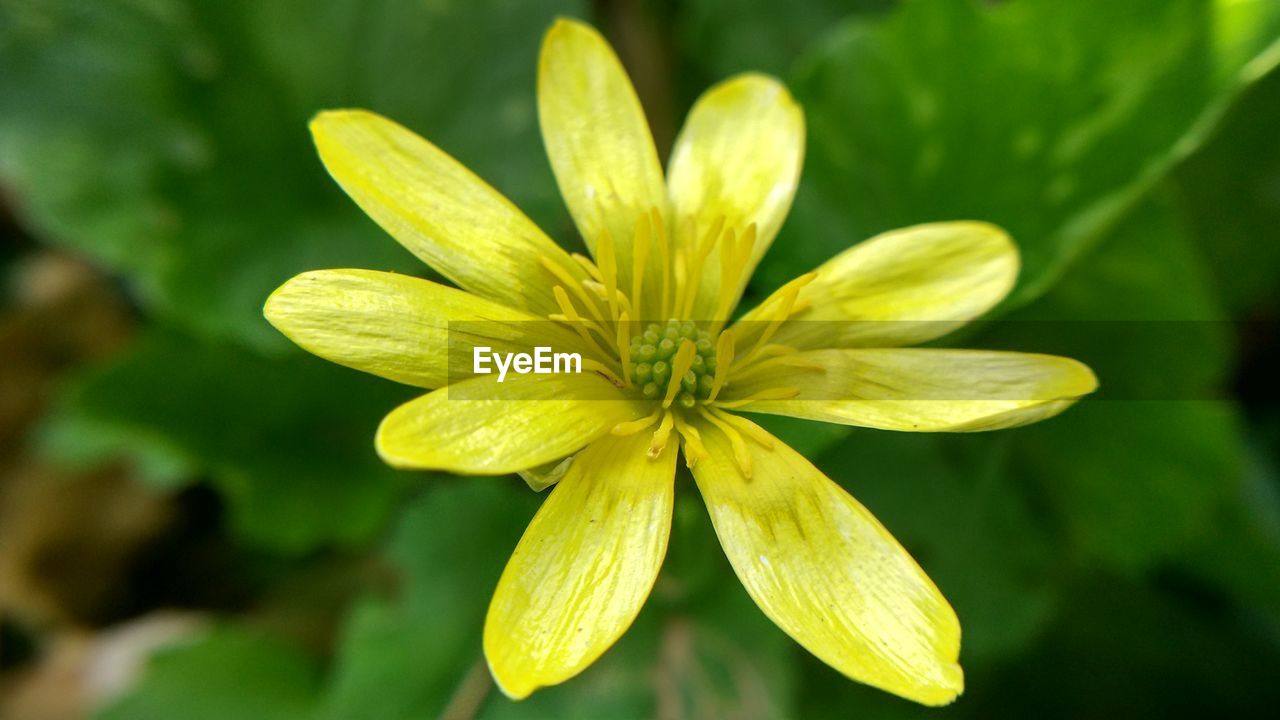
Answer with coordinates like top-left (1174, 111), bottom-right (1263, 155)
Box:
top-left (265, 18), bottom-right (1096, 706)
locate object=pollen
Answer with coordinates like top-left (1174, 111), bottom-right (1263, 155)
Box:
top-left (628, 320), bottom-right (717, 408)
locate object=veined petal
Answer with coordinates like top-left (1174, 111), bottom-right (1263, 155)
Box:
top-left (538, 18), bottom-right (667, 285)
top-left (739, 222), bottom-right (1018, 349)
top-left (310, 110), bottom-right (581, 316)
top-left (724, 349), bottom-right (1097, 432)
top-left (690, 421), bottom-right (962, 705)
top-left (668, 73), bottom-right (804, 317)
top-left (376, 373), bottom-right (648, 474)
top-left (485, 431), bottom-right (676, 699)
top-left (265, 269), bottom-right (584, 389)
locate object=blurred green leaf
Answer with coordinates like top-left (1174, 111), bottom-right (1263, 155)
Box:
top-left (39, 330), bottom-right (412, 552)
top-left (676, 0), bottom-right (892, 80)
top-left (0, 0), bottom-right (582, 351)
top-left (995, 197), bottom-right (1245, 572)
top-left (763, 0), bottom-right (1280, 304)
top-left (1174, 69), bottom-right (1280, 311)
top-left (96, 626), bottom-right (321, 720)
top-left (313, 481), bottom-right (535, 720)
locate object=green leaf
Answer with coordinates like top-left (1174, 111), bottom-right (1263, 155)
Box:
top-left (993, 196), bottom-right (1247, 572)
top-left (765, 0), bottom-right (1280, 304)
top-left (0, 0), bottom-right (583, 352)
top-left (1174, 69), bottom-right (1280, 311)
top-left (96, 626), bottom-right (321, 720)
top-left (676, 0), bottom-right (892, 79)
top-left (38, 330), bottom-right (412, 553)
top-left (314, 481), bottom-right (536, 720)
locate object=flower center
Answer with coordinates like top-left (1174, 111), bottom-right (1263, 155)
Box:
top-left (629, 320), bottom-right (716, 408)
top-left (534, 208), bottom-right (811, 472)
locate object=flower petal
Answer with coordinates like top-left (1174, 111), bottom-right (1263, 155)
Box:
top-left (310, 109), bottom-right (580, 316)
top-left (724, 348), bottom-right (1097, 431)
top-left (376, 373), bottom-right (648, 474)
top-left (265, 269), bottom-right (585, 388)
top-left (485, 431), bottom-right (676, 698)
top-left (690, 422), bottom-right (962, 706)
top-left (739, 222), bottom-right (1018, 349)
top-left (538, 18), bottom-right (667, 284)
top-left (668, 73), bottom-right (804, 317)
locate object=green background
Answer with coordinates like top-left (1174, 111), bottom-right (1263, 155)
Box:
top-left (2, 0), bottom-right (1279, 717)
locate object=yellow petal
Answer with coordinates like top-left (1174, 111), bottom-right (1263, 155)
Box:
top-left (264, 269), bottom-right (585, 388)
top-left (739, 222), bottom-right (1018, 349)
top-left (310, 109), bottom-right (581, 316)
top-left (538, 18), bottom-right (667, 288)
top-left (667, 73), bottom-right (805, 318)
top-left (485, 431), bottom-right (676, 698)
top-left (376, 373), bottom-right (648, 474)
top-left (723, 348), bottom-right (1097, 431)
top-left (689, 422), bottom-right (962, 705)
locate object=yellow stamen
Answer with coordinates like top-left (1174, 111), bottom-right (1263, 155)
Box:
top-left (539, 256), bottom-right (605, 322)
top-left (552, 286), bottom-right (613, 360)
top-left (570, 253), bottom-right (604, 283)
top-left (581, 280), bottom-right (633, 324)
top-left (672, 413), bottom-right (708, 468)
top-left (631, 213), bottom-right (650, 323)
top-left (662, 340), bottom-right (697, 408)
top-left (734, 273), bottom-right (816, 370)
top-left (710, 223), bottom-right (756, 336)
top-left (730, 348), bottom-right (826, 383)
top-left (708, 329), bottom-right (735, 402)
top-left (713, 386), bottom-right (801, 409)
top-left (651, 208), bottom-right (672, 320)
top-left (596, 228), bottom-right (620, 322)
top-left (697, 406), bottom-right (752, 478)
top-left (612, 407), bottom-right (663, 436)
top-left (617, 312), bottom-right (632, 386)
top-left (708, 407), bottom-right (774, 449)
top-left (582, 358), bottom-right (625, 388)
top-left (648, 410), bottom-right (675, 459)
top-left (679, 215), bottom-right (723, 319)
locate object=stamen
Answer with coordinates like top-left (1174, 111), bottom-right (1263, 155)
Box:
top-left (539, 256), bottom-right (605, 322)
top-left (612, 406), bottom-right (663, 436)
top-left (671, 413), bottom-right (708, 468)
top-left (708, 407), bottom-right (774, 449)
top-left (707, 329), bottom-right (734, 401)
top-left (617, 312), bottom-right (632, 386)
top-left (648, 410), bottom-right (675, 459)
top-left (552, 286), bottom-right (613, 360)
top-left (710, 223), bottom-right (756, 336)
top-left (581, 280), bottom-right (634, 324)
top-left (570, 253), bottom-right (604, 283)
top-left (651, 208), bottom-right (672, 320)
top-left (713, 386), bottom-right (801, 409)
top-left (730, 347), bottom-right (824, 383)
top-left (582, 358), bottom-right (625, 388)
top-left (662, 339), bottom-right (696, 408)
top-left (631, 213), bottom-right (650, 323)
top-left (697, 406), bottom-right (752, 478)
top-left (678, 215), bottom-right (723, 319)
top-left (596, 228), bottom-right (620, 322)
top-left (734, 273), bottom-right (816, 370)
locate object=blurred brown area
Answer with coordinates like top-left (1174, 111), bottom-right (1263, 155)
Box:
top-left (0, 193), bottom-right (202, 719)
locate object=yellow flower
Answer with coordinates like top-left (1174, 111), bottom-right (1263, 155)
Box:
top-left (264, 18), bottom-right (1096, 706)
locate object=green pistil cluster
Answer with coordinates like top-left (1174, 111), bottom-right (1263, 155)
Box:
top-left (629, 320), bottom-right (717, 409)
